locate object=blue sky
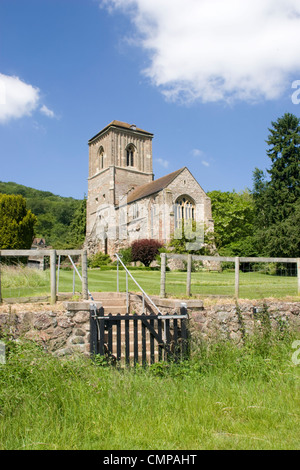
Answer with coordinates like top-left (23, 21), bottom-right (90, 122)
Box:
top-left (1, 0), bottom-right (300, 200)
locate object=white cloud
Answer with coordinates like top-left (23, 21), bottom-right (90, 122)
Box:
top-left (0, 73), bottom-right (40, 123)
top-left (155, 158), bottom-right (169, 169)
top-left (192, 148), bottom-right (204, 158)
top-left (102, 0), bottom-right (300, 103)
top-left (40, 104), bottom-right (56, 119)
top-left (191, 148), bottom-right (210, 166)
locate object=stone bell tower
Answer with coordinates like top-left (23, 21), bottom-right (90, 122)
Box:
top-left (86, 120), bottom-right (154, 252)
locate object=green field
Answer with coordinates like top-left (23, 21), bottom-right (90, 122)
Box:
top-left (1, 265), bottom-right (300, 450)
top-left (0, 333), bottom-right (299, 450)
top-left (1, 265), bottom-right (299, 300)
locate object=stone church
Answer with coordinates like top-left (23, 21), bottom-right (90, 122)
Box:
top-left (86, 120), bottom-right (214, 257)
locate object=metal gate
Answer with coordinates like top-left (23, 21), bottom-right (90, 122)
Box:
top-left (90, 305), bottom-right (189, 366)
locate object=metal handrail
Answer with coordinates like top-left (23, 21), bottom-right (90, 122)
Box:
top-left (115, 253), bottom-right (162, 315)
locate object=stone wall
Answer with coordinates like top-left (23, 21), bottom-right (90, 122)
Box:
top-left (189, 300), bottom-right (300, 343)
top-left (130, 296), bottom-right (300, 342)
top-left (0, 299), bottom-right (299, 358)
top-left (0, 302), bottom-right (102, 357)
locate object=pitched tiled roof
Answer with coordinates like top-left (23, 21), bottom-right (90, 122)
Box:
top-left (127, 167), bottom-right (185, 204)
top-left (89, 120), bottom-right (153, 143)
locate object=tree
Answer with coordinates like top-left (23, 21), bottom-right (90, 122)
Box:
top-left (207, 190), bottom-right (256, 255)
top-left (69, 196), bottom-right (87, 248)
top-left (0, 181), bottom-right (86, 249)
top-left (0, 194), bottom-right (37, 249)
top-left (131, 239), bottom-right (163, 267)
top-left (169, 220), bottom-right (215, 255)
top-left (253, 113), bottom-right (300, 257)
top-left (266, 113), bottom-right (299, 210)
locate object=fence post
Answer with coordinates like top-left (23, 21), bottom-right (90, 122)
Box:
top-left (297, 258), bottom-right (300, 296)
top-left (117, 257), bottom-right (119, 292)
top-left (126, 271), bottom-right (129, 313)
top-left (160, 253), bottom-right (166, 298)
top-left (81, 250), bottom-right (88, 300)
top-left (56, 254), bottom-right (61, 294)
top-left (186, 254), bottom-right (192, 297)
top-left (235, 256), bottom-right (240, 299)
top-left (50, 250), bottom-right (56, 305)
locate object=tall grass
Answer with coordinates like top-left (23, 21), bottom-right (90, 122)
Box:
top-left (0, 264), bottom-right (50, 298)
top-left (0, 328), bottom-right (299, 450)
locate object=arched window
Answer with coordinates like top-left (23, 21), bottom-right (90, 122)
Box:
top-left (126, 144), bottom-right (135, 167)
top-left (174, 195), bottom-right (195, 229)
top-left (99, 146), bottom-right (104, 170)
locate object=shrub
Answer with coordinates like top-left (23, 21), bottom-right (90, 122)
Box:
top-left (117, 247), bottom-right (132, 265)
top-left (131, 239), bottom-right (163, 267)
top-left (88, 252), bottom-right (112, 268)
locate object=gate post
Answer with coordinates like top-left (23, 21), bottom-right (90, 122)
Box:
top-left (81, 250), bottom-right (88, 300)
top-left (90, 303), bottom-right (98, 357)
top-left (160, 253), bottom-right (166, 298)
top-left (235, 257), bottom-right (240, 299)
top-left (186, 254), bottom-right (192, 297)
top-left (50, 250), bottom-right (57, 305)
top-left (180, 302), bottom-right (189, 359)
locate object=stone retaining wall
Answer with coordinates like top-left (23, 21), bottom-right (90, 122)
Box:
top-left (0, 299), bottom-right (299, 357)
top-left (189, 300), bottom-right (300, 343)
top-left (0, 302), bottom-right (102, 357)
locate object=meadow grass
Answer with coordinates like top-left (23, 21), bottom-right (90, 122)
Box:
top-left (0, 264), bottom-right (50, 298)
top-left (0, 331), bottom-right (299, 450)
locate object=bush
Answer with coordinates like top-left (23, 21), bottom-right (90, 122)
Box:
top-left (88, 252), bottom-right (112, 268)
top-left (131, 239), bottom-right (163, 267)
top-left (117, 247), bottom-right (132, 265)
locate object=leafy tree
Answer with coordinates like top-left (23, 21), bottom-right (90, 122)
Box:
top-left (0, 194), bottom-right (37, 249)
top-left (69, 196), bottom-right (87, 248)
top-left (207, 190), bottom-right (256, 255)
top-left (131, 239), bottom-right (163, 267)
top-left (253, 113), bottom-right (300, 257)
top-left (118, 247), bottom-right (133, 265)
top-left (169, 220), bottom-right (215, 255)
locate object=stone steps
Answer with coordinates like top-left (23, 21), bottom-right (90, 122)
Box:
top-left (91, 292), bottom-right (128, 315)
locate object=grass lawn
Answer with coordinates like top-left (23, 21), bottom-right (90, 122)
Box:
top-left (1, 265), bottom-right (299, 300)
top-left (58, 268), bottom-right (300, 299)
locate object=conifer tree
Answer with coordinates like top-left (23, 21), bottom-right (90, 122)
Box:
top-left (253, 113), bottom-right (300, 257)
top-left (0, 194), bottom-right (37, 249)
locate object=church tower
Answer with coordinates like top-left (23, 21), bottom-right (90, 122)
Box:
top-left (86, 121), bottom-right (154, 249)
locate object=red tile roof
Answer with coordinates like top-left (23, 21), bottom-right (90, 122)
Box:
top-left (127, 167), bottom-right (186, 204)
top-left (89, 120), bottom-right (153, 143)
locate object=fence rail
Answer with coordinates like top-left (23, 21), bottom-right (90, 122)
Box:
top-left (0, 249), bottom-right (89, 304)
top-left (160, 253), bottom-right (300, 299)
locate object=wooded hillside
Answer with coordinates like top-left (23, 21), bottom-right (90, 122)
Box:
top-left (0, 181), bottom-right (86, 249)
